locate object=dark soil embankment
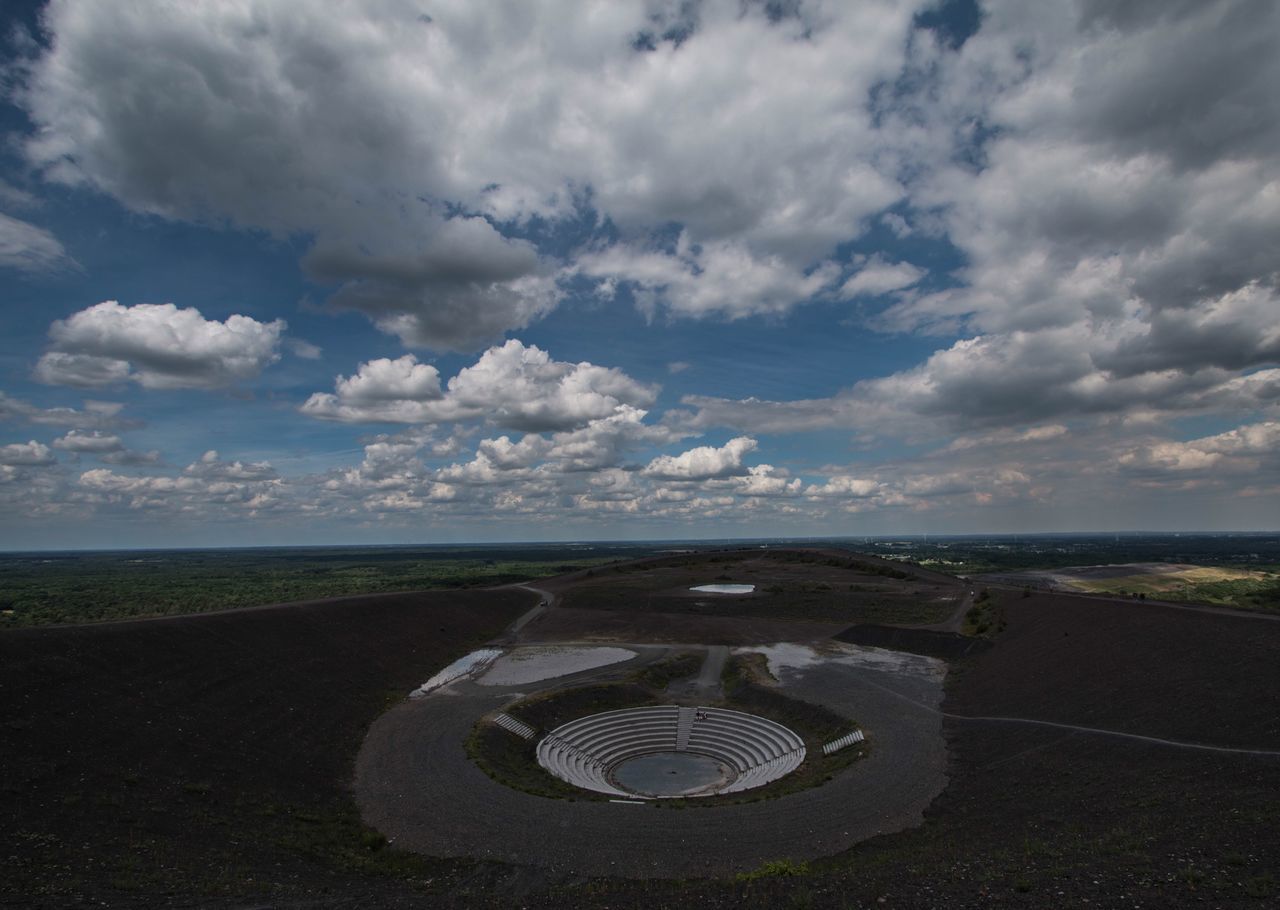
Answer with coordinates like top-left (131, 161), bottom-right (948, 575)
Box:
top-left (519, 605), bottom-right (847, 645)
top-left (836, 624), bottom-right (993, 659)
top-left (554, 548), bottom-right (963, 625)
top-left (946, 592), bottom-right (1280, 745)
top-left (0, 588), bottom-right (532, 907)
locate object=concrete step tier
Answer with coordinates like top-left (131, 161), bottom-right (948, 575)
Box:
top-left (535, 705), bottom-right (806, 798)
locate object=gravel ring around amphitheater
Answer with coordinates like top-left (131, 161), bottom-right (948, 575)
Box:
top-left (355, 646), bottom-right (947, 878)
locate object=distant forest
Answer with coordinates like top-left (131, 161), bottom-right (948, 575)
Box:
top-left (3, 534), bottom-right (1278, 627)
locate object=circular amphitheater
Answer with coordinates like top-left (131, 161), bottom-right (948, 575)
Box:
top-left (536, 705), bottom-right (806, 799)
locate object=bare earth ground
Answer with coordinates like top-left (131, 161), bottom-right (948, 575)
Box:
top-left (2, 552), bottom-right (1278, 907)
top-left (549, 548), bottom-right (964, 625)
top-left (0, 589), bottom-right (534, 908)
top-left (517, 604), bottom-right (849, 645)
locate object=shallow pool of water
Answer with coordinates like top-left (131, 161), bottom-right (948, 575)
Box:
top-left (410, 648), bottom-right (502, 697)
top-left (689, 583), bottom-right (755, 594)
top-left (737, 641), bottom-right (946, 681)
top-left (477, 645), bottom-right (636, 685)
top-left (611, 751), bottom-right (734, 797)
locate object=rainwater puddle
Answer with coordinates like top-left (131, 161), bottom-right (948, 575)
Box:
top-left (410, 648), bottom-right (502, 697)
top-left (477, 645), bottom-right (636, 685)
top-left (689, 584), bottom-right (755, 594)
top-left (738, 641), bottom-right (945, 681)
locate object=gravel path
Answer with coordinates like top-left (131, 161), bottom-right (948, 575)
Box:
top-left (355, 649), bottom-right (947, 878)
top-left (695, 645), bottom-right (728, 698)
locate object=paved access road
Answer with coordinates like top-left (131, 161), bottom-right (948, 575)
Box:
top-left (355, 647), bottom-right (947, 878)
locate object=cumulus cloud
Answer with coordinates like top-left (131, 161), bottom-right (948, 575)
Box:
top-left (16, 1), bottom-right (1280, 392)
top-left (303, 340), bottom-right (657, 431)
top-left (19, 0), bottom-right (921, 343)
top-left (0, 212), bottom-right (75, 273)
top-left (863, 0), bottom-right (1280, 430)
top-left (286, 339), bottom-right (323, 360)
top-left (305, 217), bottom-right (563, 351)
top-left (185, 450), bottom-right (278, 482)
top-left (1119, 421), bottom-right (1280, 475)
top-left (99, 448), bottom-right (162, 466)
top-left (543, 406), bottom-right (686, 472)
top-left (1100, 282), bottom-right (1280, 377)
top-left (805, 475), bottom-right (882, 499)
top-left (444, 340), bottom-right (657, 431)
top-left (49, 429), bottom-right (160, 465)
top-left (475, 435), bottom-right (553, 472)
top-left (685, 325), bottom-right (1280, 437)
top-left (944, 424), bottom-right (1070, 453)
top-left (301, 355), bottom-right (444, 423)
top-left (9, 1), bottom-right (1280, 536)
top-left (0, 393), bottom-right (137, 430)
top-left (733, 464), bottom-right (803, 498)
top-left (52, 430), bottom-right (122, 454)
top-left (0, 440), bottom-right (56, 466)
top-left (430, 404), bottom-right (689, 485)
top-left (34, 301), bottom-right (285, 389)
top-left (838, 256), bottom-right (924, 298)
top-left (578, 235), bottom-right (842, 320)
top-left (76, 451), bottom-right (284, 515)
top-left (642, 436), bottom-right (757, 480)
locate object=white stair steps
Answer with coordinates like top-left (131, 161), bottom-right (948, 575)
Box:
top-left (675, 706), bottom-right (696, 751)
top-left (821, 729), bottom-right (865, 756)
top-left (493, 712), bottom-right (536, 740)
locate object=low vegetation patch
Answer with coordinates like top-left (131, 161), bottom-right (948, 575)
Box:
top-left (635, 650), bottom-right (704, 689)
top-left (1076, 567), bottom-right (1280, 612)
top-left (736, 857), bottom-right (811, 881)
top-left (962, 588), bottom-right (1007, 637)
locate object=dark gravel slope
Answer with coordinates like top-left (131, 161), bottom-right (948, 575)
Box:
top-left (1, 588), bottom-right (532, 907)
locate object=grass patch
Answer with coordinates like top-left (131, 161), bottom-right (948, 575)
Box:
top-left (1245, 872), bottom-right (1275, 899)
top-left (736, 857), bottom-right (811, 881)
top-left (635, 650), bottom-right (704, 689)
top-left (962, 589), bottom-right (1006, 637)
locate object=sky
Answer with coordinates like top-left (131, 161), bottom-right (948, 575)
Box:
top-left (0, 0), bottom-right (1277, 549)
